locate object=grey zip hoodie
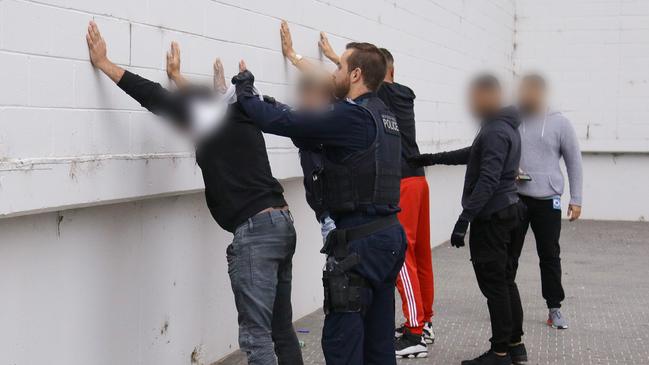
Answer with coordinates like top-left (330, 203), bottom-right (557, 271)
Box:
top-left (517, 109), bottom-right (583, 206)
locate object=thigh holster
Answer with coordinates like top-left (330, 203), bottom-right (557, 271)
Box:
top-left (321, 229), bottom-right (366, 315)
top-left (320, 215), bottom-right (399, 315)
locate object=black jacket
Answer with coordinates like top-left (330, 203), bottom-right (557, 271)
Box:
top-left (377, 82), bottom-right (425, 178)
top-left (233, 70), bottom-right (400, 216)
top-left (296, 145), bottom-right (326, 221)
top-left (117, 71), bottom-right (287, 232)
top-left (418, 107), bottom-right (521, 222)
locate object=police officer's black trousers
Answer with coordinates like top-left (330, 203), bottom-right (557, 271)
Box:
top-left (514, 195), bottom-right (565, 309)
top-left (321, 215), bottom-right (407, 365)
top-left (469, 203), bottom-right (525, 354)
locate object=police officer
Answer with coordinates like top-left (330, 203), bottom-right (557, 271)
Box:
top-left (232, 42), bottom-right (407, 365)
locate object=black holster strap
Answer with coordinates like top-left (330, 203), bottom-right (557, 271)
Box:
top-left (344, 214), bottom-right (400, 242)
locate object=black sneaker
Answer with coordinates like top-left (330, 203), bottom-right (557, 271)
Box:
top-left (461, 351), bottom-right (512, 365)
top-left (508, 343), bottom-right (528, 364)
top-left (395, 328), bottom-right (428, 358)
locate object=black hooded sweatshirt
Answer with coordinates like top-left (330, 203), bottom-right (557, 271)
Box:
top-left (377, 82), bottom-right (425, 178)
top-left (420, 107), bottom-right (521, 222)
top-left (117, 71), bottom-right (287, 233)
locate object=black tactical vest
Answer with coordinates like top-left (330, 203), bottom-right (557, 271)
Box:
top-left (321, 95), bottom-right (402, 215)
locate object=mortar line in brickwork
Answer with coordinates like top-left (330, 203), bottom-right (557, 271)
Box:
top-left (11, 0), bottom-right (508, 74)
top-left (312, 0), bottom-right (511, 63)
top-left (0, 148), bottom-right (300, 169)
top-left (0, 49), bottom-right (290, 86)
top-left (14, 0), bottom-right (279, 53)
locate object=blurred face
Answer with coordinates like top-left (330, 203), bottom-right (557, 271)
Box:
top-left (518, 81), bottom-right (546, 115)
top-left (469, 87), bottom-right (502, 121)
top-left (298, 86), bottom-right (332, 110)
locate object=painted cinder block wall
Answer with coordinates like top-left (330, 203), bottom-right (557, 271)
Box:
top-left (0, 1), bottom-right (516, 363)
top-left (514, 0), bottom-right (649, 221)
top-left (1, 0), bottom-right (647, 364)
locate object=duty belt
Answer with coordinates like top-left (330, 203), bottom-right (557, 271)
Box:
top-left (321, 214), bottom-right (400, 260)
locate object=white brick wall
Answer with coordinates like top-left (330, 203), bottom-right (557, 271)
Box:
top-left (515, 0), bottom-right (649, 152)
top-left (3, 2), bottom-right (648, 364)
top-left (0, 0), bottom-right (516, 217)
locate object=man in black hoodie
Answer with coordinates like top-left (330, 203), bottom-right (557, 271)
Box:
top-left (377, 48), bottom-right (435, 359)
top-left (409, 75), bottom-right (527, 365)
top-left (85, 22), bottom-right (303, 365)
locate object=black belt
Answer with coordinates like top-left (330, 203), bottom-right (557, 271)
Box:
top-left (343, 214), bottom-right (400, 242)
top-left (321, 215), bottom-right (400, 258)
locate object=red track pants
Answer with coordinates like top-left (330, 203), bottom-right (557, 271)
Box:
top-left (396, 176), bottom-right (434, 334)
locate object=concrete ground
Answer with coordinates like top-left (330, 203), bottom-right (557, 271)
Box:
top-left (216, 220), bottom-right (649, 365)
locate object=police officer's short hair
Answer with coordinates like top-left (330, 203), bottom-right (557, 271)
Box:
top-left (345, 42), bottom-right (387, 92)
top-left (379, 48), bottom-right (394, 66)
top-left (470, 73), bottom-right (501, 91)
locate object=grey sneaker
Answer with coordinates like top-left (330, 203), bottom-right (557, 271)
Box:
top-left (547, 308), bottom-right (568, 329)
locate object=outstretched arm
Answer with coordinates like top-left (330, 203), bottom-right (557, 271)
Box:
top-left (318, 32), bottom-right (340, 66)
top-left (213, 58), bottom-right (227, 94)
top-left (165, 41), bottom-right (189, 89)
top-left (280, 20), bottom-right (315, 72)
top-left (86, 21), bottom-right (125, 83)
top-left (86, 22), bottom-right (227, 136)
top-left (233, 61), bottom-right (355, 146)
top-left (408, 147), bottom-right (472, 167)
top-left (86, 22), bottom-right (183, 119)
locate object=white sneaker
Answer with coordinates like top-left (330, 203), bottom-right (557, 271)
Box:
top-left (423, 322), bottom-right (435, 344)
top-left (395, 328), bottom-right (428, 359)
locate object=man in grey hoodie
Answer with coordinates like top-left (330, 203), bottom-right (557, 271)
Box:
top-left (515, 74), bottom-right (583, 330)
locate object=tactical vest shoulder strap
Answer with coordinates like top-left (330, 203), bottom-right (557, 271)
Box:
top-left (353, 98), bottom-right (380, 146)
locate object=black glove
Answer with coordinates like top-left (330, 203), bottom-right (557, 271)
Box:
top-left (231, 70), bottom-right (256, 99)
top-left (450, 219), bottom-right (469, 248)
top-left (407, 153), bottom-right (436, 168)
top-left (262, 95), bottom-right (277, 105)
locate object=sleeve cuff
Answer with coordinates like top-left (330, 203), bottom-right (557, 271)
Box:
top-left (569, 197), bottom-right (582, 206)
top-left (116, 70), bottom-right (137, 91)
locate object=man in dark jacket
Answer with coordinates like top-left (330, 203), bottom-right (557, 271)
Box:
top-left (85, 22), bottom-right (303, 365)
top-left (377, 48), bottom-right (435, 358)
top-left (409, 75), bottom-right (528, 365)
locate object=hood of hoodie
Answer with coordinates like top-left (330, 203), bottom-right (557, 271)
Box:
top-left (483, 106), bottom-right (521, 131)
top-left (497, 106), bottom-right (522, 129)
top-left (380, 81), bottom-right (416, 102)
top-left (376, 81), bottom-right (424, 177)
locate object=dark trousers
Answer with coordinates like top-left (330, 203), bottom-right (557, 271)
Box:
top-left (515, 195), bottom-right (565, 309)
top-left (227, 210), bottom-right (303, 365)
top-left (321, 215), bottom-right (407, 365)
top-left (469, 203), bottom-right (525, 354)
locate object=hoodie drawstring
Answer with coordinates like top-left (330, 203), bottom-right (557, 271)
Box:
top-left (521, 108), bottom-right (548, 137)
top-left (541, 108), bottom-right (548, 138)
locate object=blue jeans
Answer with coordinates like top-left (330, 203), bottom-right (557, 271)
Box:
top-left (321, 214), bottom-right (407, 365)
top-left (227, 210), bottom-right (303, 365)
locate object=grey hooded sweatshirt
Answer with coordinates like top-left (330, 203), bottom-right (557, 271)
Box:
top-left (517, 110), bottom-right (583, 206)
